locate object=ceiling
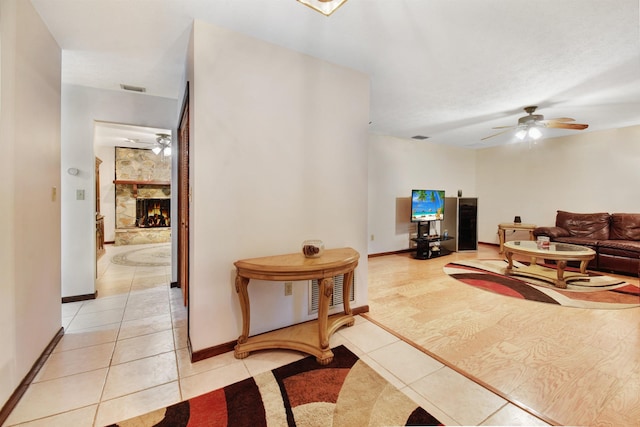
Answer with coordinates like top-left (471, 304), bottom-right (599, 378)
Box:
top-left (93, 122), bottom-right (171, 150)
top-left (31, 0), bottom-right (640, 148)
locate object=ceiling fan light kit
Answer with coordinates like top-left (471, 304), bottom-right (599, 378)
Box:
top-left (132, 132), bottom-right (172, 160)
top-left (154, 133), bottom-right (172, 161)
top-left (528, 127), bottom-right (542, 140)
top-left (297, 0), bottom-right (348, 16)
top-left (516, 126), bottom-right (542, 141)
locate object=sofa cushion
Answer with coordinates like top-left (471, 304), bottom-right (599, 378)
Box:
top-left (553, 237), bottom-right (599, 249)
top-left (610, 213), bottom-right (640, 241)
top-left (597, 240), bottom-right (640, 257)
top-left (555, 211), bottom-right (610, 240)
top-left (533, 226), bottom-right (570, 239)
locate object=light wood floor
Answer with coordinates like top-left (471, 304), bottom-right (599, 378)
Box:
top-left (365, 244), bottom-right (639, 427)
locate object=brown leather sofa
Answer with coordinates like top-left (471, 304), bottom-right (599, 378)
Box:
top-left (533, 210), bottom-right (640, 276)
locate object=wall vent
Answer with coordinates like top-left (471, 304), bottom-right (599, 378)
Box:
top-left (308, 273), bottom-right (355, 315)
top-left (120, 84), bottom-right (146, 93)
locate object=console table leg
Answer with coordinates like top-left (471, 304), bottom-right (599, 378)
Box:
top-left (316, 354), bottom-right (334, 365)
top-left (342, 271), bottom-right (355, 327)
top-left (235, 275), bottom-right (251, 347)
top-left (317, 278), bottom-right (333, 350)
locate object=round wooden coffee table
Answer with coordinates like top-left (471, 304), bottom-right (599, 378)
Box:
top-left (503, 240), bottom-right (596, 289)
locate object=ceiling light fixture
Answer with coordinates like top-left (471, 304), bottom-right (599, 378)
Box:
top-left (297, 0), bottom-right (348, 16)
top-left (154, 133), bottom-right (171, 161)
top-left (515, 126), bottom-right (542, 141)
top-left (528, 126), bottom-right (542, 140)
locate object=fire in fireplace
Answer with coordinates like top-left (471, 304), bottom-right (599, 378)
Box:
top-left (136, 198), bottom-right (170, 228)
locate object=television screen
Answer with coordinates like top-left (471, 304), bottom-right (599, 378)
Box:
top-left (411, 189), bottom-right (445, 222)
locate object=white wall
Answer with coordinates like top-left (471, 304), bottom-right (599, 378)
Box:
top-left (61, 85), bottom-right (177, 297)
top-left (476, 125), bottom-right (640, 244)
top-left (368, 134), bottom-right (476, 254)
top-left (0, 0), bottom-right (61, 407)
top-left (187, 21), bottom-right (370, 352)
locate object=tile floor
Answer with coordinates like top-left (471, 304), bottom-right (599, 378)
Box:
top-left (4, 243), bottom-right (549, 427)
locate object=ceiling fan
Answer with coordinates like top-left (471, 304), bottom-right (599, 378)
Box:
top-left (481, 106), bottom-right (589, 141)
top-left (127, 133), bottom-right (172, 156)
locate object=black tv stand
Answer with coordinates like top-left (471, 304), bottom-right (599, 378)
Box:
top-left (411, 221), bottom-right (452, 260)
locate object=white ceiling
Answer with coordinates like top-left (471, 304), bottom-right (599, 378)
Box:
top-left (32, 0), bottom-right (640, 148)
top-left (93, 122), bottom-right (171, 150)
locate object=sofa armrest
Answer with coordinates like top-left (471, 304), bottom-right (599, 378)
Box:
top-left (533, 226), bottom-right (571, 239)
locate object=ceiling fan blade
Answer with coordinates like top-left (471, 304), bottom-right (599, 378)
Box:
top-left (543, 117), bottom-right (575, 123)
top-left (545, 122), bottom-right (589, 130)
top-left (491, 125), bottom-right (516, 129)
top-left (481, 128), bottom-right (515, 141)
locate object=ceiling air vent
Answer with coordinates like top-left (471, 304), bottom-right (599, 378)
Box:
top-left (120, 84), bottom-right (146, 93)
top-left (411, 135), bottom-right (430, 140)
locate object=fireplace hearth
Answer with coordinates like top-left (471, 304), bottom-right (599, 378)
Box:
top-left (137, 198), bottom-right (170, 228)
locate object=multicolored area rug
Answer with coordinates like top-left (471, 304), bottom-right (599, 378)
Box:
top-left (108, 345), bottom-right (442, 427)
top-left (444, 259), bottom-right (640, 309)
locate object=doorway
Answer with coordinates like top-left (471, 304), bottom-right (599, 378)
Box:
top-left (93, 122), bottom-right (173, 249)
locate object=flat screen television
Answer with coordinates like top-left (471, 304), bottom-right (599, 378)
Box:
top-left (410, 189), bottom-right (445, 222)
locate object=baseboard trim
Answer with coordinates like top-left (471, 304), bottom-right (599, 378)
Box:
top-left (62, 291), bottom-right (97, 304)
top-left (190, 305), bottom-right (370, 363)
top-left (368, 242), bottom-right (498, 259)
top-left (0, 327), bottom-right (64, 426)
top-left (191, 341), bottom-right (236, 363)
top-left (368, 249), bottom-right (413, 258)
top-left (351, 305), bottom-right (369, 316)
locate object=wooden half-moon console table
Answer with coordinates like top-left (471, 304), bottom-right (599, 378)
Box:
top-left (498, 222), bottom-right (536, 253)
top-left (233, 247), bottom-right (359, 365)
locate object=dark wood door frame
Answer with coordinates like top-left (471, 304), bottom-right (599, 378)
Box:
top-left (177, 83), bottom-right (190, 307)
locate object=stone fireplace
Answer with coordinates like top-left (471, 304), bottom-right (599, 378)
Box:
top-left (114, 147), bottom-right (171, 245)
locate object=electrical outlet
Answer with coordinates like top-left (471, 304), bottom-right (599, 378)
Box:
top-left (284, 282), bottom-right (293, 296)
top-left (370, 234), bottom-right (375, 241)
